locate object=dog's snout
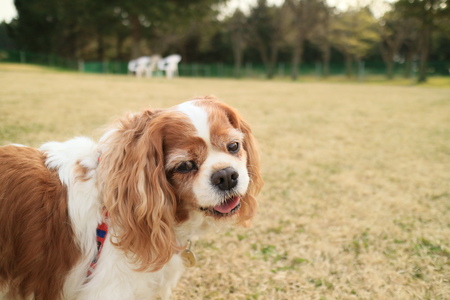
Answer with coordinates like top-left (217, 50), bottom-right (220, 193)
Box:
top-left (211, 167), bottom-right (239, 191)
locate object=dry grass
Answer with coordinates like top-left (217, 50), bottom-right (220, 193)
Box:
top-left (1, 63), bottom-right (449, 299)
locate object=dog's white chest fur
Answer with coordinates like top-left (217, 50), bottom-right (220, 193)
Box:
top-left (75, 212), bottom-right (208, 299)
top-left (77, 239), bottom-right (185, 299)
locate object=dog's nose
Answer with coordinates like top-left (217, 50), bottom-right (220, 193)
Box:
top-left (211, 167), bottom-right (239, 191)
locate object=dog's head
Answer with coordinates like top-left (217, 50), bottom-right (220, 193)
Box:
top-left (97, 97), bottom-right (263, 271)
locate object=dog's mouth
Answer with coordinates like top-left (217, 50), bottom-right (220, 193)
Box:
top-left (199, 196), bottom-right (241, 217)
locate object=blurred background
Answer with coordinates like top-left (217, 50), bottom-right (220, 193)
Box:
top-left (0, 0), bottom-right (449, 82)
top-left (1, 1), bottom-right (449, 298)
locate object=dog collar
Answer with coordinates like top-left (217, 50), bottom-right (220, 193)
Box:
top-left (87, 215), bottom-right (196, 278)
top-left (87, 214), bottom-right (108, 278)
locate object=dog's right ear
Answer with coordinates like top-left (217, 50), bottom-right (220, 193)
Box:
top-left (97, 109), bottom-right (180, 272)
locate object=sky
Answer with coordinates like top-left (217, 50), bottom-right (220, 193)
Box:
top-left (0, 0), bottom-right (393, 23)
top-left (224, 0), bottom-right (393, 18)
top-left (0, 0), bottom-right (16, 23)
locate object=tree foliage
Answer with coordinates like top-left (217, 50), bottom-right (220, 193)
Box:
top-left (246, 0), bottom-right (286, 78)
top-left (283, 0), bottom-right (328, 80)
top-left (392, 0), bottom-right (450, 82)
top-left (331, 7), bottom-right (380, 77)
top-left (5, 0), bottom-right (450, 81)
top-left (379, 7), bottom-right (421, 79)
top-left (10, 0), bottom-right (224, 60)
top-left (226, 9), bottom-right (247, 77)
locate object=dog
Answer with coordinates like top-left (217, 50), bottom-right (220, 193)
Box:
top-left (0, 97), bottom-right (263, 299)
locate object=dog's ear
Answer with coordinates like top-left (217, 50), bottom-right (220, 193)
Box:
top-left (98, 110), bottom-right (179, 271)
top-left (215, 101), bottom-right (264, 227)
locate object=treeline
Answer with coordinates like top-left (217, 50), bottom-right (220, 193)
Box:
top-left (2, 0), bottom-right (450, 82)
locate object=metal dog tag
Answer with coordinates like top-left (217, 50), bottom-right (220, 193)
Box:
top-left (181, 249), bottom-right (196, 268)
top-left (181, 240), bottom-right (196, 268)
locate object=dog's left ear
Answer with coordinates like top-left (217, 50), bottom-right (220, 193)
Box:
top-left (98, 110), bottom-right (179, 271)
top-left (216, 101), bottom-right (264, 226)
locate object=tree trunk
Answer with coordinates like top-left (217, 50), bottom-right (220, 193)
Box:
top-left (130, 14), bottom-right (142, 59)
top-left (386, 59), bottom-right (394, 80)
top-left (417, 25), bottom-right (431, 83)
top-left (267, 45), bottom-right (278, 79)
top-left (234, 53), bottom-right (242, 78)
top-left (256, 42), bottom-right (272, 79)
top-left (345, 54), bottom-right (353, 78)
top-left (97, 32), bottom-right (104, 61)
top-left (116, 35), bottom-right (125, 61)
top-left (403, 50), bottom-right (414, 78)
top-left (291, 38), bottom-right (305, 81)
top-left (381, 46), bottom-right (395, 80)
top-left (322, 44), bottom-right (330, 78)
top-left (68, 27), bottom-right (80, 59)
top-left (232, 41), bottom-right (243, 78)
top-left (234, 51), bottom-right (242, 78)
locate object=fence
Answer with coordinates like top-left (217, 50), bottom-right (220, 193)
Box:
top-left (1, 49), bottom-right (449, 79)
top-left (0, 50), bottom-right (79, 70)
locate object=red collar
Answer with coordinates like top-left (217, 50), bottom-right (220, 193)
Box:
top-left (87, 215), bottom-right (108, 278)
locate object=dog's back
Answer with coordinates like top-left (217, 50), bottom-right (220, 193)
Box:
top-left (0, 145), bottom-right (81, 300)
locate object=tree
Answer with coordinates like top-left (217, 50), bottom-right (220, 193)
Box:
top-left (11, 0), bottom-right (116, 59)
top-left (160, 13), bottom-right (224, 63)
top-left (394, 0), bottom-right (449, 83)
top-left (305, 1), bottom-right (332, 78)
top-left (433, 6), bottom-right (450, 62)
top-left (0, 22), bottom-right (16, 50)
top-left (246, 0), bottom-right (285, 79)
top-left (12, 0), bottom-right (61, 54)
top-left (116, 0), bottom-right (225, 59)
top-left (227, 9), bottom-right (247, 77)
top-left (10, 0), bottom-right (225, 61)
top-left (283, 0), bottom-right (328, 80)
top-left (331, 7), bottom-right (380, 77)
top-left (379, 8), bottom-right (420, 79)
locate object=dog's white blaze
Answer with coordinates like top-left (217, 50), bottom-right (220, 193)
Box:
top-left (177, 101), bottom-right (211, 145)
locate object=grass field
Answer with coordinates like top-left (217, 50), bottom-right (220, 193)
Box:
top-left (1, 63), bottom-right (449, 299)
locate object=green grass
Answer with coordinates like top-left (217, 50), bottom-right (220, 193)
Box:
top-left (1, 63), bottom-right (449, 299)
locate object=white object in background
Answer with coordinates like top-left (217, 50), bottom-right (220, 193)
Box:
top-left (128, 56), bottom-right (161, 77)
top-left (158, 54), bottom-right (182, 78)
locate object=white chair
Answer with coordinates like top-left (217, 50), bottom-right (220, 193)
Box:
top-left (128, 56), bottom-right (163, 77)
top-left (158, 54), bottom-right (182, 78)
top-left (134, 56), bottom-right (151, 77)
top-left (146, 55), bottom-right (161, 77)
top-left (128, 59), bottom-right (138, 75)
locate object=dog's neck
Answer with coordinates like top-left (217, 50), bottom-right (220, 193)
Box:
top-left (174, 210), bottom-right (211, 246)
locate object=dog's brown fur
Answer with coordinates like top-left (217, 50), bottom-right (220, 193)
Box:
top-left (0, 146), bottom-right (81, 300)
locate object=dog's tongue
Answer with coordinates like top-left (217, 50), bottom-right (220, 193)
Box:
top-left (213, 196), bottom-right (240, 214)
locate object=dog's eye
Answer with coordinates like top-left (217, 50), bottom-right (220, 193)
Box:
top-left (176, 161), bottom-right (197, 173)
top-left (227, 142), bottom-right (240, 154)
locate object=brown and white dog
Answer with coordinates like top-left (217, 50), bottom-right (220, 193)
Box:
top-left (0, 97), bottom-right (263, 299)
